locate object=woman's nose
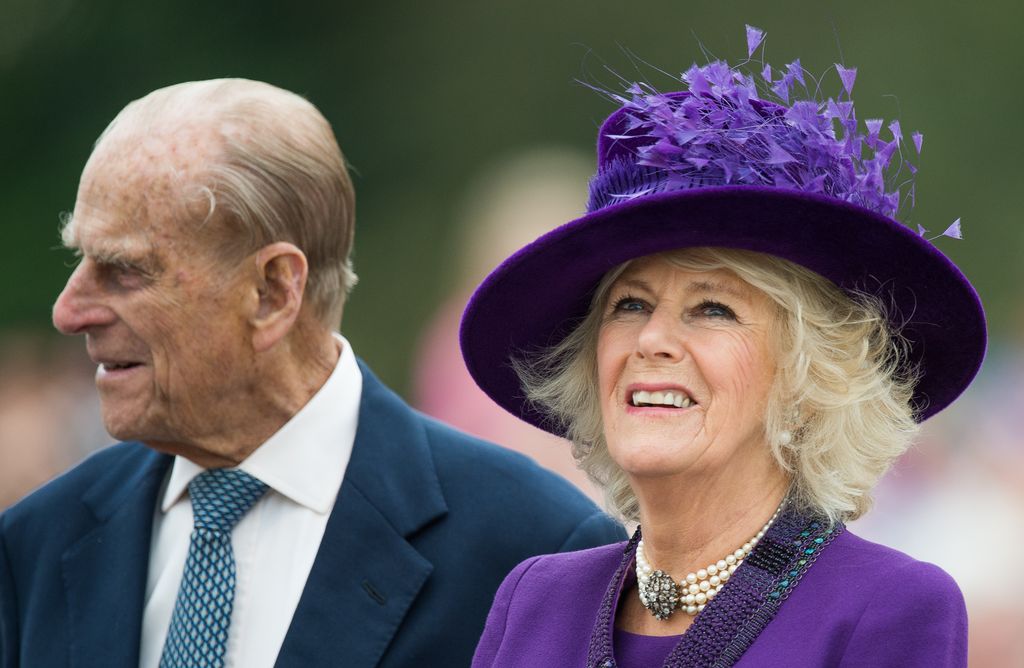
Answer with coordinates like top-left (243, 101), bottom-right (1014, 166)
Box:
top-left (635, 307), bottom-right (685, 360)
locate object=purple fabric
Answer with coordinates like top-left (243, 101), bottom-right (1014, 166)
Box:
top-left (472, 530), bottom-right (967, 667)
top-left (614, 629), bottom-right (681, 668)
top-left (586, 511), bottom-right (843, 667)
top-left (459, 51), bottom-right (988, 433)
top-left (590, 87), bottom-right (906, 221)
top-left (460, 185), bottom-right (986, 434)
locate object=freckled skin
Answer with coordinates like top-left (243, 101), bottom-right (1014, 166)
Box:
top-left (52, 124), bottom-right (334, 468)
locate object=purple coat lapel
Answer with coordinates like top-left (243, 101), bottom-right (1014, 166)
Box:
top-left (587, 509), bottom-right (841, 668)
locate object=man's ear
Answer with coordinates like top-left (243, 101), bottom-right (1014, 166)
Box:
top-left (251, 242), bottom-right (308, 353)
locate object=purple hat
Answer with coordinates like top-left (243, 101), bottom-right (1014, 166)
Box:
top-left (460, 28), bottom-right (986, 432)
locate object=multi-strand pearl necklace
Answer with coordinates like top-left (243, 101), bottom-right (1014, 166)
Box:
top-left (636, 505), bottom-right (782, 620)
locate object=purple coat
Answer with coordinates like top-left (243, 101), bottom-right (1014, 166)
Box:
top-left (473, 525), bottom-right (966, 667)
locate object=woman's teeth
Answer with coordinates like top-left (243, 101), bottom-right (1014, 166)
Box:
top-left (631, 390), bottom-right (693, 408)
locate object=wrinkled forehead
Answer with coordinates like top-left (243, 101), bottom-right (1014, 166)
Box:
top-left (91, 119), bottom-right (222, 186)
top-left (613, 253), bottom-right (757, 296)
top-left (65, 123), bottom-right (224, 246)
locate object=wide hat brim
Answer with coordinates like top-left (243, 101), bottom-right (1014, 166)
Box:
top-left (460, 185), bottom-right (986, 433)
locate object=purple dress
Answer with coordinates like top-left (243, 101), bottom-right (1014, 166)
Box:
top-left (473, 512), bottom-right (966, 667)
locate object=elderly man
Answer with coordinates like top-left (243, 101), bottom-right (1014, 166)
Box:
top-left (0, 79), bottom-right (623, 668)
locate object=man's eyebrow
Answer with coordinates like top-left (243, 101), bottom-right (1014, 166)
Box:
top-left (59, 216), bottom-right (79, 250)
top-left (98, 246), bottom-right (162, 271)
top-left (90, 248), bottom-right (135, 265)
top-left (65, 235), bottom-right (160, 273)
top-left (60, 214), bottom-right (144, 260)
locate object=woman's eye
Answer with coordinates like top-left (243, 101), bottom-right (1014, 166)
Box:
top-left (611, 296), bottom-right (647, 313)
top-left (698, 300), bottom-right (736, 319)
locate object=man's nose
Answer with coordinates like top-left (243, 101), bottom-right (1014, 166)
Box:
top-left (52, 262), bottom-right (115, 335)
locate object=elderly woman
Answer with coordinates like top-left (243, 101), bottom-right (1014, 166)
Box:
top-left (460, 28), bottom-right (985, 668)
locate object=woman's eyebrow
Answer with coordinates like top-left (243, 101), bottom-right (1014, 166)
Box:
top-left (686, 279), bottom-right (750, 299)
top-left (614, 278), bottom-right (651, 292)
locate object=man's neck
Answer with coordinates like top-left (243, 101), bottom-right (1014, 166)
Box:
top-left (148, 328), bottom-right (341, 468)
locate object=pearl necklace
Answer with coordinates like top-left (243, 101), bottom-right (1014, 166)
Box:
top-left (635, 505), bottom-right (782, 620)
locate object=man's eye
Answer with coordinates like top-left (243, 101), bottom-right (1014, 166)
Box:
top-left (99, 261), bottom-right (147, 287)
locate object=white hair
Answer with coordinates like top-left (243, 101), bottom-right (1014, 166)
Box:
top-left (88, 78), bottom-right (357, 327)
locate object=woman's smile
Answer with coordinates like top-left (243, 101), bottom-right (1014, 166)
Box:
top-left (597, 256), bottom-right (778, 477)
top-left (625, 383), bottom-right (698, 414)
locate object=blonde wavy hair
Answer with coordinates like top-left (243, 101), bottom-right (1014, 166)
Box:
top-left (513, 247), bottom-right (920, 525)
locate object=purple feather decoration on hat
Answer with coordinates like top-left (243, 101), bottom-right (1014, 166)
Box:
top-left (917, 219), bottom-right (963, 242)
top-left (588, 160), bottom-right (667, 211)
top-left (585, 25), bottom-right (951, 232)
top-left (835, 64), bottom-right (857, 96)
top-left (745, 25), bottom-right (765, 57)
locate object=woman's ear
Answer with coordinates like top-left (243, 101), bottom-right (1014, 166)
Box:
top-left (251, 242), bottom-right (309, 352)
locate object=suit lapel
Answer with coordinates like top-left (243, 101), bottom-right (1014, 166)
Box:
top-left (61, 445), bottom-right (171, 668)
top-left (276, 362), bottom-right (447, 668)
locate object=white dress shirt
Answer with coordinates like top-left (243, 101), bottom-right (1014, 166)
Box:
top-left (139, 334), bottom-right (362, 668)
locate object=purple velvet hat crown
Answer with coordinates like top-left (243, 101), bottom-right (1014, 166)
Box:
top-left (460, 26), bottom-right (986, 432)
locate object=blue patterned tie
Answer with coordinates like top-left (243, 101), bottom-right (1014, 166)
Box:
top-left (159, 468), bottom-right (269, 668)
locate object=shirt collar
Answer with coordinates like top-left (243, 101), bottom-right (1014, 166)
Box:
top-left (161, 333), bottom-right (362, 515)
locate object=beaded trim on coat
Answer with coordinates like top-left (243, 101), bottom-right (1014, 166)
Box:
top-left (586, 506), bottom-right (843, 668)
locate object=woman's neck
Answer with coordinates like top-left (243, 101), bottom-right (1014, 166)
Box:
top-left (615, 463), bottom-right (790, 637)
top-left (632, 462), bottom-right (790, 582)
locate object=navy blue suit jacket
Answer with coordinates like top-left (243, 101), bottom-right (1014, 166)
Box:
top-left (0, 361), bottom-right (624, 667)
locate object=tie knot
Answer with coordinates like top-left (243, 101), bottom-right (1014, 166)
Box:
top-left (188, 468), bottom-right (268, 533)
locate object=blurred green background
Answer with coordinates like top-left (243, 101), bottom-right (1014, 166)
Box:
top-left (1, 0), bottom-right (1020, 393)
top-left (4, 3), bottom-right (1024, 662)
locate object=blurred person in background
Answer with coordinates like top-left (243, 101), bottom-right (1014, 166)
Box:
top-left (0, 78), bottom-right (623, 668)
top-left (413, 148), bottom-right (600, 501)
top-left (0, 334), bottom-right (106, 510)
top-left (462, 27), bottom-right (985, 667)
top-left (852, 339), bottom-right (1024, 665)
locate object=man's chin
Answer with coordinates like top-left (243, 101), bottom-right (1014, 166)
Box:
top-left (99, 408), bottom-right (157, 445)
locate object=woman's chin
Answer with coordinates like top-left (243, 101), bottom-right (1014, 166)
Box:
top-left (608, 434), bottom-right (707, 473)
top-left (614, 453), bottom-right (703, 480)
